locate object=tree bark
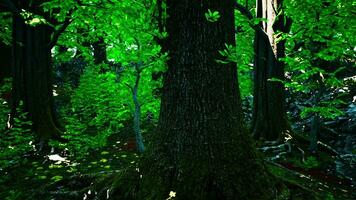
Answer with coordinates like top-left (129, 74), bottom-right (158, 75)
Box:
top-left (130, 64), bottom-right (145, 153)
top-left (252, 0), bottom-right (292, 141)
top-left (11, 0), bottom-right (61, 142)
top-left (117, 1), bottom-right (275, 199)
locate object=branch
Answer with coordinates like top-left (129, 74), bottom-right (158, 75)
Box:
top-left (234, 2), bottom-right (254, 20)
top-left (125, 83), bottom-right (134, 93)
top-left (48, 9), bottom-right (75, 49)
top-left (234, 2), bottom-right (269, 39)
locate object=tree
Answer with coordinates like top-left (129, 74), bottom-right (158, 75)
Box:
top-left (251, 0), bottom-right (292, 141)
top-left (125, 62), bottom-right (146, 153)
top-left (1, 0), bottom-right (73, 143)
top-left (118, 1), bottom-right (275, 199)
top-left (283, 0), bottom-right (355, 153)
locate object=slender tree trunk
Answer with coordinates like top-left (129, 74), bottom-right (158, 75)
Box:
top-left (132, 65), bottom-right (145, 153)
top-left (252, 0), bottom-right (292, 141)
top-left (118, 1), bottom-right (275, 199)
top-left (11, 1), bottom-right (61, 142)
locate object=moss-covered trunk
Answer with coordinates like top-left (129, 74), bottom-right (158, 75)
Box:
top-left (115, 1), bottom-right (276, 199)
top-left (11, 1), bottom-right (61, 142)
top-left (252, 0), bottom-right (292, 141)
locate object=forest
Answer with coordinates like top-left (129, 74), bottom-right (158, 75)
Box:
top-left (0, 0), bottom-right (355, 199)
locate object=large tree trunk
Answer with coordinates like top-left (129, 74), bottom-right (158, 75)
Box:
top-left (117, 1), bottom-right (275, 199)
top-left (11, 1), bottom-right (61, 142)
top-left (252, 0), bottom-right (292, 141)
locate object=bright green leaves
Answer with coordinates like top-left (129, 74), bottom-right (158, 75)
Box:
top-left (217, 41), bottom-right (253, 98)
top-left (20, 10), bottom-right (48, 26)
top-left (251, 17), bottom-right (268, 25)
top-left (300, 105), bottom-right (345, 120)
top-left (217, 44), bottom-right (238, 64)
top-left (280, 0), bottom-right (354, 121)
top-left (51, 175), bottom-right (63, 183)
top-left (234, 8), bottom-right (255, 98)
top-left (0, 85), bottom-right (35, 171)
top-left (205, 9), bottom-right (220, 23)
top-left (0, 13), bottom-right (11, 45)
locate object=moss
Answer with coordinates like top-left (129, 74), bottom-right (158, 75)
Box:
top-left (108, 139), bottom-right (276, 200)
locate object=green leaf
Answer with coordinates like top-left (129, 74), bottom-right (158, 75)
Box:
top-left (205, 9), bottom-right (220, 23)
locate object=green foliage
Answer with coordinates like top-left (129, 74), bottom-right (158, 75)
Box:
top-left (235, 8), bottom-right (254, 98)
top-left (302, 156), bottom-right (320, 169)
top-left (4, 190), bottom-right (22, 200)
top-left (0, 81), bottom-right (35, 170)
top-left (0, 13), bottom-right (12, 45)
top-left (205, 9), bottom-right (221, 22)
top-left (51, 66), bottom-right (123, 156)
top-left (280, 0), bottom-right (355, 120)
top-left (216, 3), bottom-right (256, 99)
top-left (324, 193), bottom-right (335, 200)
top-left (217, 36), bottom-right (254, 97)
top-left (46, 0), bottom-right (164, 157)
top-left (0, 78), bottom-right (11, 133)
top-left (20, 10), bottom-right (48, 26)
top-left (300, 105), bottom-right (344, 120)
top-left (291, 156), bottom-right (320, 170)
top-left (53, 58), bottom-right (162, 157)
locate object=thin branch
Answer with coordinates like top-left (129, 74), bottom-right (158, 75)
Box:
top-left (125, 83), bottom-right (134, 93)
top-left (48, 9), bottom-right (75, 49)
top-left (234, 2), bottom-right (254, 20)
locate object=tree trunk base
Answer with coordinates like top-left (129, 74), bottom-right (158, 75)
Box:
top-left (111, 143), bottom-right (277, 200)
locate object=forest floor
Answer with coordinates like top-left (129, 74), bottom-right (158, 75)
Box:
top-left (0, 135), bottom-right (140, 200)
top-left (0, 130), bottom-right (355, 200)
top-left (1, 102), bottom-right (355, 200)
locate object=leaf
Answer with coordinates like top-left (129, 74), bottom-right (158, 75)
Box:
top-left (51, 175), bottom-right (63, 182)
top-left (205, 9), bottom-right (220, 23)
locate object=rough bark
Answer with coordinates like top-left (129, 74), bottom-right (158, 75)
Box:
top-left (114, 1), bottom-right (276, 199)
top-left (252, 0), bottom-right (292, 141)
top-left (11, 0), bottom-right (61, 141)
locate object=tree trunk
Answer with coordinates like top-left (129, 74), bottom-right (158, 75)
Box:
top-left (11, 1), bottom-right (61, 142)
top-left (120, 1), bottom-right (275, 199)
top-left (252, 0), bottom-right (292, 141)
top-left (132, 65), bottom-right (145, 153)
top-left (93, 37), bottom-right (107, 64)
